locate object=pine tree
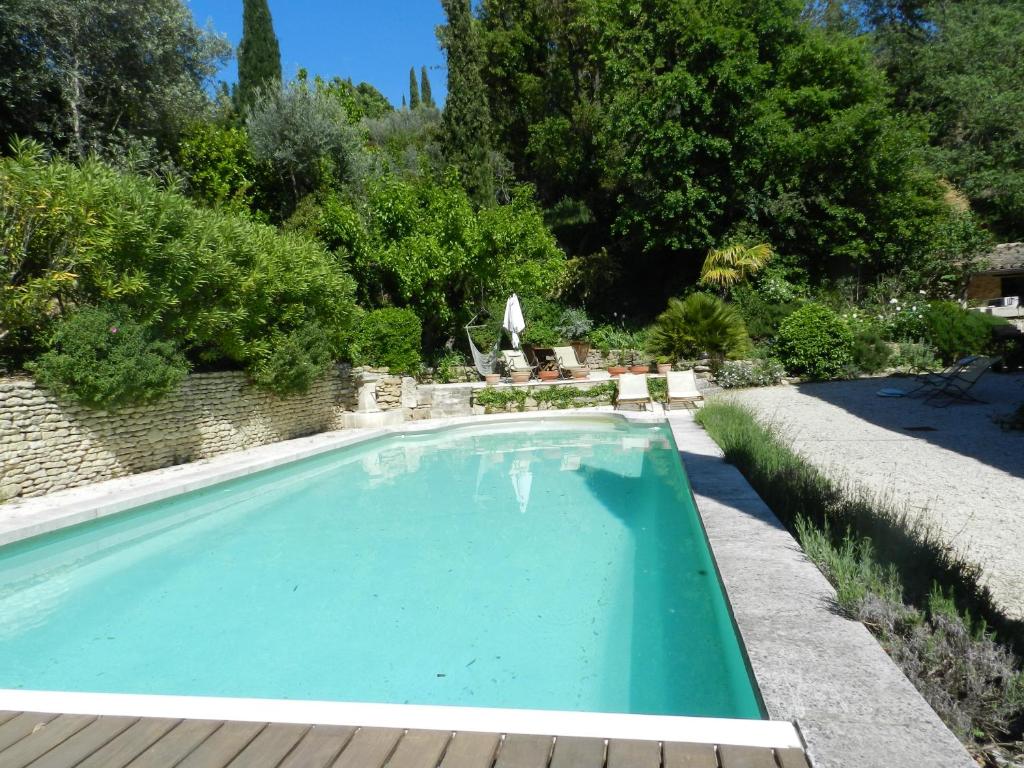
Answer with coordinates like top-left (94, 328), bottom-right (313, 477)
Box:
top-left (439, 0), bottom-right (493, 203)
top-left (421, 66), bottom-right (434, 108)
top-left (409, 66), bottom-right (421, 109)
top-left (237, 0), bottom-right (282, 113)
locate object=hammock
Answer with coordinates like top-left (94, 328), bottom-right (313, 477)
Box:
top-left (465, 314), bottom-right (499, 377)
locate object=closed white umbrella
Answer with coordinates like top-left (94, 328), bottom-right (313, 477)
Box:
top-left (502, 293), bottom-right (526, 349)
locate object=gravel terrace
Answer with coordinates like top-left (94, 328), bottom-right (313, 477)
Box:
top-left (722, 372), bottom-right (1024, 620)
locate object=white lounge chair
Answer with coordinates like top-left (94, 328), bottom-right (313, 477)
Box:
top-left (666, 370), bottom-right (703, 410)
top-left (552, 345), bottom-right (587, 378)
top-left (615, 373), bottom-right (652, 411)
top-left (500, 349), bottom-right (536, 377)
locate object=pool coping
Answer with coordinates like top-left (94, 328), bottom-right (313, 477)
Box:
top-left (0, 408), bottom-right (975, 765)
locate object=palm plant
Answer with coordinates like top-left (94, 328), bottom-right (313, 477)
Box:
top-left (647, 293), bottom-right (751, 364)
top-left (699, 242), bottom-right (774, 290)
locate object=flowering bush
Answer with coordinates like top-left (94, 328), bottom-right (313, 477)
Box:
top-left (884, 297), bottom-right (929, 342)
top-left (715, 359), bottom-right (786, 388)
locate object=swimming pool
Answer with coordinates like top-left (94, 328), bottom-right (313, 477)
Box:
top-left (0, 417), bottom-right (762, 719)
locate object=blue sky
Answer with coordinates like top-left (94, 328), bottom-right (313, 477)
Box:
top-left (186, 1), bottom-right (448, 108)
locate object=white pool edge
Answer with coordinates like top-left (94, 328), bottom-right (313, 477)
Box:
top-left (0, 689), bottom-right (802, 749)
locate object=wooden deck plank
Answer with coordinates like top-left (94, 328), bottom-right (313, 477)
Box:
top-left (28, 717), bottom-right (138, 768)
top-left (438, 731), bottom-right (501, 768)
top-left (493, 734), bottom-right (554, 768)
top-left (0, 714), bottom-right (96, 768)
top-left (384, 728), bottom-right (453, 768)
top-left (773, 748), bottom-right (811, 768)
top-left (331, 727), bottom-right (404, 768)
top-left (717, 745), bottom-right (775, 768)
top-left (124, 720), bottom-right (222, 768)
top-left (75, 718), bottom-right (181, 768)
top-left (277, 725), bottom-right (357, 768)
top-left (663, 741), bottom-right (717, 768)
top-left (172, 721), bottom-right (265, 768)
top-left (224, 723), bottom-right (310, 768)
top-left (606, 739), bottom-right (661, 768)
top-left (0, 713), bottom-right (61, 753)
top-left (549, 736), bottom-right (606, 768)
top-left (0, 712), bottom-right (21, 728)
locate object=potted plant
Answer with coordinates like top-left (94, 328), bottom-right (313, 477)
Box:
top-left (484, 373), bottom-right (500, 385)
top-left (656, 358), bottom-right (673, 375)
top-left (556, 308), bottom-right (593, 366)
top-left (510, 371), bottom-right (531, 384)
top-left (538, 369), bottom-right (559, 381)
top-left (571, 367), bottom-right (590, 380)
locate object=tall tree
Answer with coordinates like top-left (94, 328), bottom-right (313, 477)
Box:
top-left (420, 66), bottom-right (434, 108)
top-left (0, 0), bottom-right (228, 157)
top-left (408, 67), bottom-right (421, 109)
top-left (237, 0), bottom-right (281, 113)
top-left (439, 0), bottom-right (494, 204)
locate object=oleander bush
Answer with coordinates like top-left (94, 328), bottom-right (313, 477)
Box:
top-left (715, 359), bottom-right (786, 389)
top-left (775, 303), bottom-right (854, 379)
top-left (28, 307), bottom-right (188, 409)
top-left (351, 308), bottom-right (422, 375)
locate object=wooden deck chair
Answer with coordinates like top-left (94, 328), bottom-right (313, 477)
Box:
top-left (500, 349), bottom-right (536, 377)
top-left (615, 373), bottom-right (653, 411)
top-left (666, 369), bottom-right (703, 410)
top-left (553, 346), bottom-right (587, 378)
top-left (924, 356), bottom-right (999, 406)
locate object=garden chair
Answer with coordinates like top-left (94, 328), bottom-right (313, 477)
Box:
top-left (923, 356), bottom-right (1000, 406)
top-left (666, 369), bottom-right (703, 410)
top-left (615, 373), bottom-right (653, 411)
top-left (553, 345), bottom-right (587, 378)
top-left (904, 355), bottom-right (979, 397)
top-left (500, 349), bottom-right (536, 377)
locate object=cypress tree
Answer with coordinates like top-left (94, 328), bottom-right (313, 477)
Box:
top-left (237, 0), bottom-right (282, 112)
top-left (409, 66), bottom-right (421, 110)
top-left (421, 66), bottom-right (434, 108)
top-left (439, 0), bottom-right (494, 203)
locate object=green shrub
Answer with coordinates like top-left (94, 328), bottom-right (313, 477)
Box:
top-left (716, 359), bottom-right (786, 389)
top-left (434, 349), bottom-right (471, 383)
top-left (647, 293), bottom-right (750, 364)
top-left (923, 302), bottom-right (1006, 364)
top-left (732, 285), bottom-right (800, 341)
top-left (28, 307), bottom-right (188, 409)
top-left (253, 324), bottom-right (334, 396)
top-left (775, 303), bottom-right (854, 379)
top-left (518, 296), bottom-right (566, 346)
top-left (892, 341), bottom-right (939, 373)
top-left (352, 308), bottom-right (422, 375)
top-left (851, 327), bottom-right (892, 374)
top-left (555, 307), bottom-right (593, 341)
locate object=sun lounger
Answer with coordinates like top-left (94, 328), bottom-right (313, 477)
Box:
top-left (905, 355), bottom-right (979, 397)
top-left (615, 372), bottom-right (652, 411)
top-left (553, 346), bottom-right (588, 378)
top-left (923, 356), bottom-right (999, 406)
top-left (666, 369), bottom-right (703, 409)
top-left (501, 349), bottom-right (536, 377)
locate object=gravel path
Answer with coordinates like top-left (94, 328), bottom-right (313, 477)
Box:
top-left (723, 372), bottom-right (1024, 620)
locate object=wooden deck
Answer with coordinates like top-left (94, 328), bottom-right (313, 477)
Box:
top-left (0, 711), bottom-right (810, 768)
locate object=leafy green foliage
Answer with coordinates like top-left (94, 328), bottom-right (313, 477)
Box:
top-left (28, 307), bottom-right (188, 409)
top-left (246, 79), bottom-right (368, 215)
top-left (923, 302), bottom-right (1005, 365)
top-left (700, 243), bottom-right (774, 290)
top-left (177, 123), bottom-right (266, 215)
top-left (851, 327), bottom-right (892, 373)
top-left (0, 0), bottom-right (229, 157)
top-left (237, 0), bottom-right (281, 113)
top-left (647, 294), bottom-right (750, 364)
top-left (351, 308), bottom-right (422, 375)
top-left (0, 144), bottom-right (358, 384)
top-left (715, 359), bottom-right (787, 389)
top-left (554, 307), bottom-right (593, 341)
top-left (252, 324), bottom-right (334, 396)
top-left (475, 381), bottom-right (617, 411)
top-left (439, 0), bottom-right (494, 203)
top-left (420, 66), bottom-right (435, 109)
top-left (408, 67), bottom-right (421, 110)
top-left (732, 285), bottom-right (801, 341)
top-left (776, 303), bottom-right (854, 378)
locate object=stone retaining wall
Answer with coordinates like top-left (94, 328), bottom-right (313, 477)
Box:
top-left (0, 368), bottom-right (370, 501)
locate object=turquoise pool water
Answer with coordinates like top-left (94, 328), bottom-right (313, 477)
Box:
top-left (0, 418), bottom-right (761, 719)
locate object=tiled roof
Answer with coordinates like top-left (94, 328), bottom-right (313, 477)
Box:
top-left (981, 243), bottom-right (1024, 273)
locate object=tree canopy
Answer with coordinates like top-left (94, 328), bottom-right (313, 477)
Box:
top-left (237, 0), bottom-right (282, 113)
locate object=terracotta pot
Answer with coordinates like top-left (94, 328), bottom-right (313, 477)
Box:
top-left (607, 365), bottom-right (628, 378)
top-left (630, 364), bottom-right (650, 374)
top-left (571, 368), bottom-right (590, 380)
top-left (657, 363), bottom-right (672, 375)
top-left (484, 373), bottom-right (500, 385)
top-left (538, 370), bottom-right (559, 381)
top-left (510, 371), bottom-right (531, 384)
top-left (570, 340), bottom-right (591, 364)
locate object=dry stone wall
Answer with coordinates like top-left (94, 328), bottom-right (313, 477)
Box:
top-left (0, 367), bottom-right (362, 501)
